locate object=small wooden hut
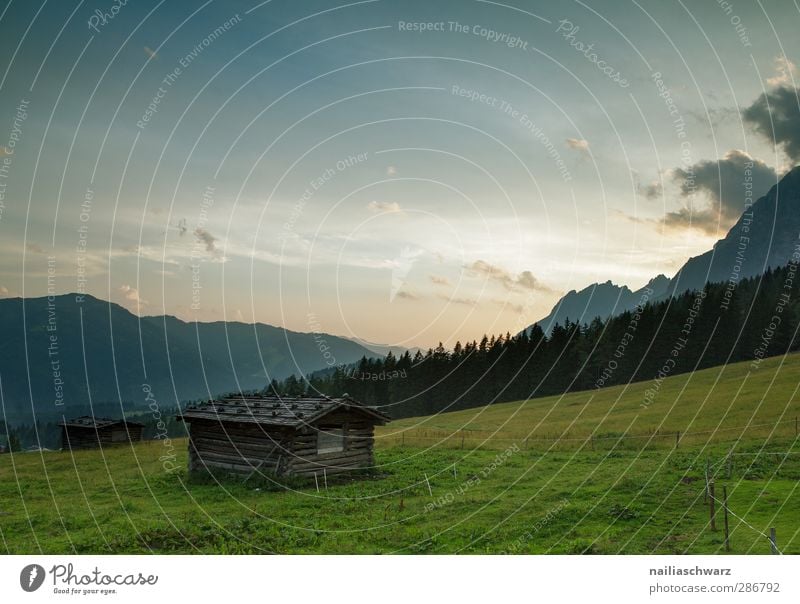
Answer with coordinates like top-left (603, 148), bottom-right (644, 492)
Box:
top-left (178, 394), bottom-right (391, 479)
top-left (59, 416), bottom-right (145, 450)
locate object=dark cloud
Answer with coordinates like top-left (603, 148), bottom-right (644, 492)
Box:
top-left (742, 85), bottom-right (800, 161)
top-left (664, 150), bottom-right (777, 234)
top-left (194, 228), bottom-right (217, 253)
top-left (395, 290), bottom-right (418, 300)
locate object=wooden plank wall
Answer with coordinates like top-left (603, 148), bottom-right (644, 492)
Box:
top-left (187, 411), bottom-right (378, 478)
top-left (188, 420), bottom-right (291, 475)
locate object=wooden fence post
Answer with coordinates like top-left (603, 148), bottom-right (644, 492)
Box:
top-left (723, 486), bottom-right (730, 552)
top-left (770, 528), bottom-right (778, 554)
top-left (726, 449), bottom-right (733, 479)
top-left (704, 458), bottom-right (709, 504)
top-left (709, 480), bottom-right (716, 531)
top-left (675, 431), bottom-right (680, 448)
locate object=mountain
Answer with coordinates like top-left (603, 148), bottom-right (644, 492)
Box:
top-left (343, 336), bottom-right (417, 358)
top-left (665, 165), bottom-right (800, 296)
top-left (528, 166), bottom-right (800, 334)
top-left (0, 294), bottom-right (379, 421)
top-left (534, 274), bottom-right (670, 335)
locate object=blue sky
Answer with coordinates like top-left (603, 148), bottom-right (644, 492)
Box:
top-left (0, 0), bottom-right (798, 348)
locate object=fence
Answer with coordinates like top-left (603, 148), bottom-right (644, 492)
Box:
top-left (376, 417), bottom-right (800, 451)
top-left (698, 449), bottom-right (799, 555)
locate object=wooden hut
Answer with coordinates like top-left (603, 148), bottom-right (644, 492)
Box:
top-left (178, 394), bottom-right (391, 479)
top-left (59, 416), bottom-right (145, 450)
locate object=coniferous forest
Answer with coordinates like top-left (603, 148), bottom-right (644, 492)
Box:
top-left (269, 263), bottom-right (800, 419)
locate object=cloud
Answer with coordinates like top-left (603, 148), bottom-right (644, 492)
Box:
top-left (766, 56), bottom-right (797, 87)
top-left (439, 294), bottom-right (477, 306)
top-left (0, 146), bottom-right (11, 156)
top-left (390, 245), bottom-right (422, 301)
top-left (0, 286), bottom-right (10, 296)
top-left (638, 179), bottom-right (663, 200)
top-left (516, 270), bottom-right (543, 290)
top-left (565, 138), bottom-right (590, 152)
top-left (367, 200), bottom-right (402, 213)
top-left (386, 166), bottom-right (397, 176)
top-left (429, 274), bottom-right (451, 286)
top-left (663, 150), bottom-right (777, 234)
top-left (25, 242), bottom-right (45, 254)
top-left (144, 46), bottom-right (158, 60)
top-left (177, 218), bottom-right (188, 236)
top-left (466, 260), bottom-right (550, 292)
top-left (194, 227), bottom-right (218, 253)
top-left (118, 285), bottom-right (147, 306)
top-left (394, 290), bottom-right (419, 300)
top-left (493, 299), bottom-right (525, 313)
top-left (742, 85), bottom-right (800, 161)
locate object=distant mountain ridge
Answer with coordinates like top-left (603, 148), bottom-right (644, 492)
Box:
top-left (529, 165), bottom-right (800, 334)
top-left (534, 274), bottom-right (670, 335)
top-left (0, 294), bottom-right (384, 421)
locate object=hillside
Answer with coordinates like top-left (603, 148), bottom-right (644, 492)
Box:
top-left (380, 350), bottom-right (800, 447)
top-left (0, 294), bottom-right (379, 422)
top-left (0, 352), bottom-right (797, 554)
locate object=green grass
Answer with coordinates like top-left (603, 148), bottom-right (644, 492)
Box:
top-left (1, 353), bottom-right (799, 554)
top-left (379, 350), bottom-right (800, 448)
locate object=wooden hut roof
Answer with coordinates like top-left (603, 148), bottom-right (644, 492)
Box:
top-left (178, 394), bottom-right (391, 428)
top-left (58, 416), bottom-right (145, 429)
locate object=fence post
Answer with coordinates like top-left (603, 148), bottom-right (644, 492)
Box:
top-left (723, 486), bottom-right (730, 552)
top-left (704, 458), bottom-right (709, 504)
top-left (675, 431), bottom-right (680, 448)
top-left (726, 450), bottom-right (732, 479)
top-left (709, 480), bottom-right (716, 531)
top-left (769, 528), bottom-right (778, 554)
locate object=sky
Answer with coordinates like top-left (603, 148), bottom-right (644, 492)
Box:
top-left (0, 0), bottom-right (799, 349)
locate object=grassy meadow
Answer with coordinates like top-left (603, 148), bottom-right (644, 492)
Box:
top-left (1, 353), bottom-right (799, 554)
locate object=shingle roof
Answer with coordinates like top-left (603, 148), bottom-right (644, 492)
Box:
top-left (58, 416), bottom-right (145, 429)
top-left (178, 394), bottom-right (391, 428)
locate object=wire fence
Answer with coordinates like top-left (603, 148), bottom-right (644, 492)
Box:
top-left (376, 416), bottom-right (800, 451)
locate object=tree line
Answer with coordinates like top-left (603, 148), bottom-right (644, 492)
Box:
top-left (267, 263), bottom-right (800, 419)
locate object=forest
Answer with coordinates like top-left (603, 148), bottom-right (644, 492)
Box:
top-left (270, 262), bottom-right (800, 419)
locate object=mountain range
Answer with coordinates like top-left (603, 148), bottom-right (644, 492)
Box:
top-left (530, 165), bottom-right (800, 334)
top-left (0, 294), bottom-right (380, 421)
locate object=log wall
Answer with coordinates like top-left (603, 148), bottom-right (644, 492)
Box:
top-left (188, 420), bottom-right (292, 476)
top-left (187, 411), bottom-right (378, 478)
top-left (61, 425), bottom-right (144, 450)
